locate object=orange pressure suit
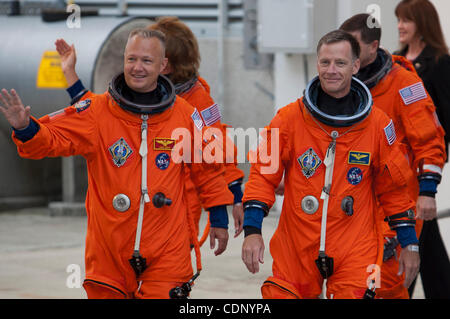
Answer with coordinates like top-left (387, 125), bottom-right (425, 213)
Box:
top-left (69, 76), bottom-right (243, 245)
top-left (12, 76), bottom-right (233, 298)
top-left (367, 53), bottom-right (446, 298)
top-left (242, 78), bottom-right (416, 299)
top-left (178, 77), bottom-right (244, 241)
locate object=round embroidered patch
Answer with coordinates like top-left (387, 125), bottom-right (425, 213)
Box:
top-left (347, 167), bottom-right (363, 185)
top-left (155, 152), bottom-right (170, 170)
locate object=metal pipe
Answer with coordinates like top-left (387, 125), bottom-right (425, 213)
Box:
top-left (118, 0), bottom-right (128, 16)
top-left (0, 16), bottom-right (150, 208)
top-left (437, 208), bottom-right (450, 220)
top-left (62, 157), bottom-right (75, 203)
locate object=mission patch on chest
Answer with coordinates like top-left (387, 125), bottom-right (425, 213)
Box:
top-left (297, 147), bottom-right (322, 178)
top-left (109, 137), bottom-right (133, 167)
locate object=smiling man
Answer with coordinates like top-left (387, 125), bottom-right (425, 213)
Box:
top-left (124, 32), bottom-right (166, 94)
top-left (0, 28), bottom-right (234, 299)
top-left (317, 38), bottom-right (360, 99)
top-left (241, 30), bottom-right (420, 299)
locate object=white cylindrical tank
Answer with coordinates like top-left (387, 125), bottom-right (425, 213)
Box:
top-left (0, 15), bottom-right (151, 209)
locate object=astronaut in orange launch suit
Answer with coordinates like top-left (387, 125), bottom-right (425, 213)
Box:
top-left (147, 17), bottom-right (245, 242)
top-left (340, 14), bottom-right (446, 299)
top-left (241, 30), bottom-right (420, 299)
top-left (0, 29), bottom-right (233, 299)
top-left (56, 16), bottom-right (245, 247)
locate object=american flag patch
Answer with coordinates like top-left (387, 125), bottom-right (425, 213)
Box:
top-left (191, 109), bottom-right (204, 130)
top-left (384, 119), bottom-right (396, 145)
top-left (201, 103), bottom-right (221, 126)
top-left (399, 82), bottom-right (427, 105)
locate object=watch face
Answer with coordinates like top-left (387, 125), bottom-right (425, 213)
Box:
top-left (407, 245), bottom-right (419, 252)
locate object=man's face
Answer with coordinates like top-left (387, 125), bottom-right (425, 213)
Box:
top-left (317, 41), bottom-right (360, 98)
top-left (124, 36), bottom-right (168, 93)
top-left (347, 30), bottom-right (378, 68)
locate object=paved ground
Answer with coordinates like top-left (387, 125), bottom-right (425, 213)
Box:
top-left (2, 167), bottom-right (450, 299)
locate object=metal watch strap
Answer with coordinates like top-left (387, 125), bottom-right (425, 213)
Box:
top-left (406, 244), bottom-right (419, 253)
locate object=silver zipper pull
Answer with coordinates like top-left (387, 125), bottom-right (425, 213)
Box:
top-left (139, 115), bottom-right (148, 157)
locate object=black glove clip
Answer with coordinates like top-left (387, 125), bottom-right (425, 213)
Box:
top-left (315, 251), bottom-right (334, 279)
top-left (169, 272), bottom-right (200, 299)
top-left (129, 251), bottom-right (147, 277)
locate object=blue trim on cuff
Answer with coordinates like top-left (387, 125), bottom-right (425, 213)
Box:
top-left (209, 205), bottom-right (228, 229)
top-left (13, 118), bottom-right (39, 142)
top-left (67, 79), bottom-right (86, 99)
top-left (395, 226), bottom-right (419, 248)
top-left (243, 207), bottom-right (264, 229)
top-left (419, 179), bottom-right (438, 194)
top-left (229, 182), bottom-right (243, 204)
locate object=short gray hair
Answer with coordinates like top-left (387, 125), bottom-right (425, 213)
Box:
top-left (126, 28), bottom-right (166, 56)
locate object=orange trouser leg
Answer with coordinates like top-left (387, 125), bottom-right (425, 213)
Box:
top-left (376, 245), bottom-right (409, 299)
top-left (185, 178), bottom-right (203, 239)
top-left (134, 281), bottom-right (186, 299)
top-left (83, 280), bottom-right (128, 299)
top-left (261, 276), bottom-right (302, 299)
top-left (377, 184), bottom-right (420, 299)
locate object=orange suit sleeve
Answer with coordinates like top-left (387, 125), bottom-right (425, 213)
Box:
top-left (396, 69), bottom-right (446, 174)
top-left (12, 97), bottom-right (99, 160)
top-left (242, 108), bottom-right (287, 211)
top-left (372, 110), bottom-right (416, 225)
top-left (185, 110), bottom-right (234, 210)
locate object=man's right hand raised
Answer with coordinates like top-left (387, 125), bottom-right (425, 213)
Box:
top-left (0, 89), bottom-right (31, 130)
top-left (55, 38), bottom-right (79, 87)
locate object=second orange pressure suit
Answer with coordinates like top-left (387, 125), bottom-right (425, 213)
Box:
top-left (178, 77), bottom-right (244, 240)
top-left (365, 52), bottom-right (446, 298)
top-left (243, 78), bottom-right (416, 299)
top-left (12, 77), bottom-right (233, 298)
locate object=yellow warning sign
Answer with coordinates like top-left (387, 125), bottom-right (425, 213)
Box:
top-left (36, 51), bottom-right (68, 89)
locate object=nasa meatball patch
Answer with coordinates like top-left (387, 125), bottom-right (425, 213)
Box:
top-left (347, 167), bottom-right (363, 185)
top-left (155, 152), bottom-right (170, 170)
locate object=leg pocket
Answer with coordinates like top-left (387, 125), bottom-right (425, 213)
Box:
top-left (83, 279), bottom-right (128, 299)
top-left (261, 276), bottom-right (301, 299)
top-left (134, 280), bottom-right (185, 299)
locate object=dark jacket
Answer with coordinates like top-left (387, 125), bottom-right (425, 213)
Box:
top-left (395, 45), bottom-right (450, 158)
